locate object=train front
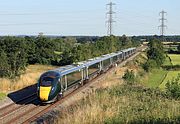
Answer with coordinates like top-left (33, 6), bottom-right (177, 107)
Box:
top-left (37, 71), bottom-right (61, 103)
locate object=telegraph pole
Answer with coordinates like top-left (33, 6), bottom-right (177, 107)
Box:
top-left (159, 10), bottom-right (167, 37)
top-left (106, 1), bottom-right (116, 36)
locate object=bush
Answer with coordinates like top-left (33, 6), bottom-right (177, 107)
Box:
top-left (166, 74), bottom-right (180, 99)
top-left (143, 59), bottom-right (158, 72)
top-left (123, 70), bottom-right (135, 85)
top-left (178, 44), bottom-right (180, 53)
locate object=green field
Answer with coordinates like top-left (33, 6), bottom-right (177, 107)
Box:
top-left (145, 69), bottom-right (167, 88)
top-left (159, 71), bottom-right (180, 89)
top-left (168, 54), bottom-right (180, 65)
top-left (159, 54), bottom-right (180, 89)
top-left (163, 56), bottom-right (172, 66)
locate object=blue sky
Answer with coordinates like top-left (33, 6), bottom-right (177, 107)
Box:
top-left (0, 0), bottom-right (179, 36)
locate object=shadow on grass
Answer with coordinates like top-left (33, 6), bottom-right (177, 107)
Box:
top-left (7, 84), bottom-right (41, 105)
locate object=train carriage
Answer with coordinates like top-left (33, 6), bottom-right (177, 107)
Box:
top-left (37, 47), bottom-right (137, 103)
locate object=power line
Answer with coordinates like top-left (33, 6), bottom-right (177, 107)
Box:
top-left (159, 10), bottom-right (167, 36)
top-left (106, 1), bottom-right (116, 36)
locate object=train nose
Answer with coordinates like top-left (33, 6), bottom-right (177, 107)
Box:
top-left (39, 87), bottom-right (51, 101)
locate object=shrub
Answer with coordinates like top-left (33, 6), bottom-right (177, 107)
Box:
top-left (123, 70), bottom-right (135, 85)
top-left (143, 59), bottom-right (158, 72)
top-left (166, 73), bottom-right (180, 99)
top-left (178, 44), bottom-right (180, 53)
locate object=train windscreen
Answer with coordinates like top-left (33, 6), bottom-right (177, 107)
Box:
top-left (41, 77), bottom-right (55, 87)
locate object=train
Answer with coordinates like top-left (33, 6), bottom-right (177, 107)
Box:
top-left (37, 47), bottom-right (136, 103)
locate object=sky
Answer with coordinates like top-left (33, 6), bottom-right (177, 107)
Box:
top-left (0, 0), bottom-right (179, 36)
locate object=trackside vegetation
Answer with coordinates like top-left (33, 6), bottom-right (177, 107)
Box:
top-left (143, 39), bottom-right (165, 72)
top-left (166, 74), bottom-right (180, 99)
top-left (0, 35), bottom-right (140, 78)
top-left (56, 39), bottom-right (180, 124)
top-left (123, 70), bottom-right (136, 85)
top-left (58, 84), bottom-right (180, 123)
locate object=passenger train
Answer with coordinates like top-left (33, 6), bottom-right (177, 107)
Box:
top-left (37, 47), bottom-right (136, 103)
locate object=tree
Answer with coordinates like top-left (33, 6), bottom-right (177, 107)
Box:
top-left (25, 36), bottom-right (37, 64)
top-left (147, 39), bottom-right (165, 66)
top-left (178, 44), bottom-right (180, 53)
top-left (0, 49), bottom-right (10, 77)
top-left (59, 50), bottom-right (73, 65)
top-left (0, 36), bottom-right (28, 78)
top-left (143, 59), bottom-right (158, 72)
top-left (35, 36), bottom-right (56, 64)
top-left (121, 35), bottom-right (132, 48)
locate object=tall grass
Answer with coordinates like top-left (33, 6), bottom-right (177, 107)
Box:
top-left (58, 85), bottom-right (180, 124)
top-left (0, 65), bottom-right (56, 92)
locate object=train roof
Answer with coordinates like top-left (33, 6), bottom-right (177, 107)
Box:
top-left (82, 51), bottom-right (123, 67)
top-left (43, 47), bottom-right (136, 77)
top-left (50, 51), bottom-right (123, 76)
top-left (54, 64), bottom-right (84, 76)
top-left (121, 47), bottom-right (136, 53)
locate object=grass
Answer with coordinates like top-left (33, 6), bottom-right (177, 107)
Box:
top-left (56, 53), bottom-right (180, 124)
top-left (159, 54), bottom-right (180, 90)
top-left (168, 54), bottom-right (180, 65)
top-left (143, 69), bottom-right (168, 88)
top-left (0, 64), bottom-right (57, 92)
top-left (58, 85), bottom-right (180, 124)
top-left (159, 71), bottom-right (180, 89)
top-left (127, 53), bottom-right (167, 89)
top-left (163, 56), bottom-right (172, 66)
top-left (0, 93), bottom-right (6, 100)
top-left (143, 54), bottom-right (180, 89)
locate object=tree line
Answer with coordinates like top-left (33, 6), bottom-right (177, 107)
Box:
top-left (0, 35), bottom-right (140, 78)
top-left (132, 35), bottom-right (180, 43)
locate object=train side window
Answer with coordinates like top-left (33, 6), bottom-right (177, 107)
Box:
top-left (66, 70), bottom-right (82, 87)
top-left (88, 63), bottom-right (100, 76)
top-left (61, 76), bottom-right (66, 90)
top-left (103, 58), bottom-right (111, 68)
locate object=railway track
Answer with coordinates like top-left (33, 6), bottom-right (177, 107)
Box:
top-left (0, 93), bottom-right (37, 118)
top-left (0, 93), bottom-right (38, 124)
top-left (22, 70), bottom-right (109, 124)
top-left (0, 73), bottom-right (105, 124)
top-left (0, 62), bottom-right (119, 124)
top-left (23, 49), bottom-right (145, 124)
top-left (0, 46), bottom-right (146, 124)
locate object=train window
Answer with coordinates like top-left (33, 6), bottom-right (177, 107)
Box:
top-left (113, 56), bottom-right (118, 62)
top-left (66, 70), bottom-right (82, 87)
top-left (41, 77), bottom-right (54, 87)
top-left (61, 76), bottom-right (66, 90)
top-left (103, 58), bottom-right (111, 68)
top-left (88, 63), bottom-right (100, 76)
top-left (120, 54), bottom-right (122, 58)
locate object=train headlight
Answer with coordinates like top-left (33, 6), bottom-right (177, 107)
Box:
top-left (51, 87), bottom-right (55, 91)
top-left (50, 86), bottom-right (56, 95)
